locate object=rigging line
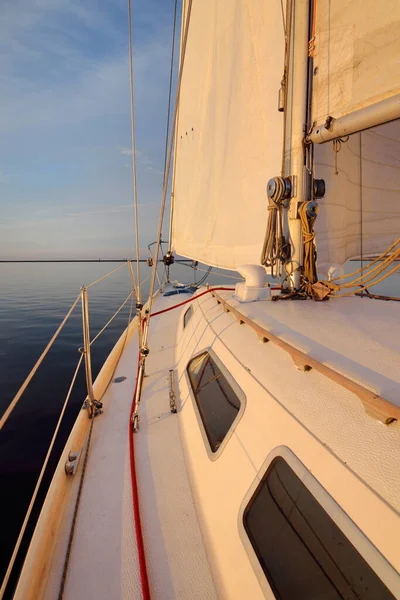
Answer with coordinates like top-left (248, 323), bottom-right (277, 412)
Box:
top-left (90, 290), bottom-right (134, 346)
top-left (179, 262), bottom-right (244, 281)
top-left (143, 0), bottom-right (193, 348)
top-left (97, 287), bottom-right (135, 403)
top-left (328, 238), bottom-right (399, 282)
top-left (360, 132), bottom-right (364, 284)
top-left (0, 354), bottom-right (84, 599)
top-left (86, 262), bottom-right (128, 289)
top-left (329, 263), bottom-right (400, 298)
top-left (128, 0), bottom-right (141, 303)
top-left (163, 0), bottom-right (178, 186)
top-left (128, 259), bottom-right (138, 298)
top-left (280, 0), bottom-right (286, 35)
top-left (168, 0), bottom-right (186, 255)
top-left (159, 239), bottom-right (169, 283)
top-left (129, 351), bottom-right (151, 600)
top-left (193, 265), bottom-right (213, 287)
top-left (150, 287), bottom-right (235, 318)
top-left (0, 293), bottom-right (80, 431)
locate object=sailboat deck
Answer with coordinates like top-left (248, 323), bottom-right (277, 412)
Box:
top-left (60, 291), bottom-right (217, 600)
top-left (218, 290), bottom-right (400, 407)
top-left (31, 285), bottom-right (400, 600)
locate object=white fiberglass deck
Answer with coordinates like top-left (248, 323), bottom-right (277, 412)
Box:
top-left (220, 291), bottom-right (400, 406)
top-left (60, 291), bottom-right (217, 600)
top-left (37, 285), bottom-right (399, 600)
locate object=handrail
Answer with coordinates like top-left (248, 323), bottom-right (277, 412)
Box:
top-left (210, 291), bottom-right (400, 425)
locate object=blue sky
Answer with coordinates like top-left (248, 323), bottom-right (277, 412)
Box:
top-left (0, 0), bottom-right (180, 259)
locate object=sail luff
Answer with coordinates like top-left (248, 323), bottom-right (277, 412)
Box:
top-left (171, 1), bottom-right (285, 270)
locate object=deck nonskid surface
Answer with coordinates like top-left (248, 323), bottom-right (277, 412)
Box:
top-left (62, 328), bottom-right (141, 600)
top-left (219, 292), bottom-right (400, 406)
top-left (62, 290), bottom-right (216, 600)
top-left (134, 292), bottom-right (217, 599)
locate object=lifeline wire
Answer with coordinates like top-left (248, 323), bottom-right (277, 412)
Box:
top-left (128, 0), bottom-right (141, 303)
top-left (144, 0), bottom-right (193, 348)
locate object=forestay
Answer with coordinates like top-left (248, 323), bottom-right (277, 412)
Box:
top-left (171, 0), bottom-right (284, 270)
top-left (311, 0), bottom-right (400, 128)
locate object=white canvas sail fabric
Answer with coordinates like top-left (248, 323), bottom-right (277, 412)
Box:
top-left (311, 0), bottom-right (400, 126)
top-left (171, 0), bottom-right (284, 269)
top-left (314, 121), bottom-right (400, 266)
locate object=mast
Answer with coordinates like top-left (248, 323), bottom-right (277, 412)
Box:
top-left (282, 0), bottom-right (311, 290)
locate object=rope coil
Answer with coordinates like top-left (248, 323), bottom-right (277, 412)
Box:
top-left (261, 177), bottom-right (290, 277)
top-left (299, 201), bottom-right (319, 289)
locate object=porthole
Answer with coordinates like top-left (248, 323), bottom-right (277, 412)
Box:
top-left (187, 350), bottom-right (245, 456)
top-left (243, 456), bottom-right (396, 600)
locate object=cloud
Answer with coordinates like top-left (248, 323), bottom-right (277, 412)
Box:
top-left (119, 147), bottom-right (133, 156)
top-left (0, 0), bottom-right (179, 258)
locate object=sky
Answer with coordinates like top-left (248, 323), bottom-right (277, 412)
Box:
top-left (0, 0), bottom-right (180, 259)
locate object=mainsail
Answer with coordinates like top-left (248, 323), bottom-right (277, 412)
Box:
top-left (310, 0), bottom-right (400, 266)
top-left (311, 0), bottom-right (400, 135)
top-left (171, 0), bottom-right (284, 270)
top-left (314, 122), bottom-right (400, 266)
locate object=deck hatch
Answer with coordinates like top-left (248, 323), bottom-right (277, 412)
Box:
top-left (187, 351), bottom-right (241, 453)
top-left (243, 457), bottom-right (395, 600)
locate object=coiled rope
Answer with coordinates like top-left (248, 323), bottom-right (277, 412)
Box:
top-left (261, 177), bottom-right (289, 277)
top-left (299, 201), bottom-right (318, 288)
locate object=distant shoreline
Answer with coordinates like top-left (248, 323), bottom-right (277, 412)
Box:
top-left (0, 259), bottom-right (193, 263)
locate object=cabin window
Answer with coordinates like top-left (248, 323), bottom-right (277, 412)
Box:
top-left (187, 351), bottom-right (242, 453)
top-left (243, 458), bottom-right (395, 600)
top-left (183, 305), bottom-right (193, 328)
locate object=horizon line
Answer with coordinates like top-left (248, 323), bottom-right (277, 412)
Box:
top-left (0, 259), bottom-right (193, 263)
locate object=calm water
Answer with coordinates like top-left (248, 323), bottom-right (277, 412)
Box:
top-left (0, 261), bottom-right (398, 594)
top-left (0, 260), bottom-right (240, 593)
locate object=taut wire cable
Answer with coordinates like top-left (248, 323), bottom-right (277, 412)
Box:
top-left (128, 0), bottom-right (142, 304)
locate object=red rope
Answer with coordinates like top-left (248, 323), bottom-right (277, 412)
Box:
top-left (128, 286), bottom-right (234, 599)
top-left (129, 347), bottom-right (151, 599)
top-left (150, 287), bottom-right (235, 317)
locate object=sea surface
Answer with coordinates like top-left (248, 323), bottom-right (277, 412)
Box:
top-left (0, 260), bottom-right (398, 595)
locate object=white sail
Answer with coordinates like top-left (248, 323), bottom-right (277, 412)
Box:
top-left (314, 121), bottom-right (400, 266)
top-left (171, 0), bottom-right (284, 270)
top-left (311, 0), bottom-right (400, 130)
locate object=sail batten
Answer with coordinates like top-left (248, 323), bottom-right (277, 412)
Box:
top-left (171, 0), bottom-right (284, 270)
